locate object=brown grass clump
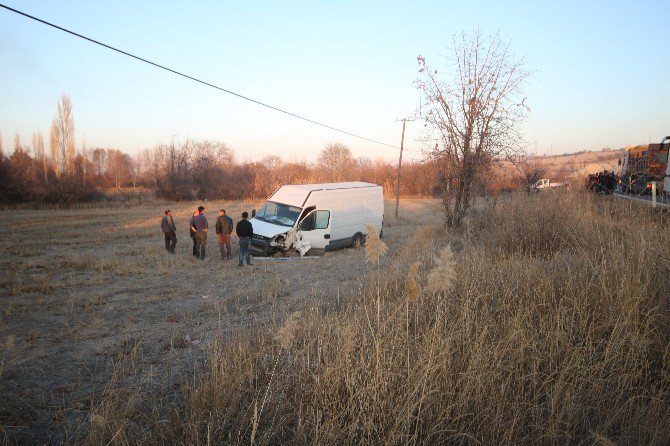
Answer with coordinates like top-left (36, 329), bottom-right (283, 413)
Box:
top-left (425, 245), bottom-right (456, 294)
top-left (406, 261), bottom-right (422, 301)
top-left (364, 223), bottom-right (388, 263)
top-left (4, 335), bottom-right (14, 351)
top-left (275, 311), bottom-right (301, 350)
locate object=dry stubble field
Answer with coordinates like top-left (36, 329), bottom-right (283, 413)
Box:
top-left (0, 198), bottom-right (441, 444)
top-left (2, 193), bottom-right (670, 445)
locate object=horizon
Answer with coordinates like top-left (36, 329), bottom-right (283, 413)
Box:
top-left (0, 130), bottom-right (636, 166)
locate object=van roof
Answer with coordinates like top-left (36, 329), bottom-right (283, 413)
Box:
top-left (269, 182), bottom-right (379, 207)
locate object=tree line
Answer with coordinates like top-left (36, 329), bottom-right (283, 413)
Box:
top-left (1, 96), bottom-right (454, 205)
top-left (0, 128), bottom-right (521, 207)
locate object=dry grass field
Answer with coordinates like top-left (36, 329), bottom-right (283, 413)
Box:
top-left (2, 193), bottom-right (670, 445)
top-left (0, 198), bottom-right (440, 444)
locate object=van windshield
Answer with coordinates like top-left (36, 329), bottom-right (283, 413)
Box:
top-left (254, 202), bottom-right (302, 227)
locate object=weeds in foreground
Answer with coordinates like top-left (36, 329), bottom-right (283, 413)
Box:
top-left (83, 192), bottom-right (670, 445)
top-left (425, 245), bottom-right (456, 294)
top-left (364, 223), bottom-right (388, 264)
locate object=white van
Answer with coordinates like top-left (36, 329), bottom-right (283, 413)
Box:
top-left (250, 182), bottom-right (384, 256)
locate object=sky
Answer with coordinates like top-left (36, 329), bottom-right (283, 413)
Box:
top-left (1, 0), bottom-right (668, 163)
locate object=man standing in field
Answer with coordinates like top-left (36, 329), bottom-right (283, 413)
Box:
top-left (216, 209), bottom-right (234, 260)
top-left (161, 209), bottom-right (177, 254)
top-left (191, 206), bottom-right (208, 260)
top-left (189, 210), bottom-right (198, 257)
top-left (235, 211), bottom-right (254, 266)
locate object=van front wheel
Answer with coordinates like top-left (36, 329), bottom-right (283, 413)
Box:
top-left (352, 233), bottom-right (365, 249)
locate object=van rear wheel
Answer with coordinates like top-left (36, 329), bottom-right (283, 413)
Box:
top-left (352, 233), bottom-right (365, 249)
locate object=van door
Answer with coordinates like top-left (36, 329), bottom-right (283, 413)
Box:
top-left (298, 210), bottom-right (331, 250)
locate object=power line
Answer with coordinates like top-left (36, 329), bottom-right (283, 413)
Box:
top-left (0, 3), bottom-right (423, 154)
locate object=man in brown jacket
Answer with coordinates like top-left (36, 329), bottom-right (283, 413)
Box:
top-left (215, 209), bottom-right (234, 260)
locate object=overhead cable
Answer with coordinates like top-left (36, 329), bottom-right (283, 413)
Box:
top-left (0, 3), bottom-right (423, 154)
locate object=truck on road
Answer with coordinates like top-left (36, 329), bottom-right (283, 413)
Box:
top-left (621, 136), bottom-right (670, 195)
top-left (530, 178), bottom-right (569, 191)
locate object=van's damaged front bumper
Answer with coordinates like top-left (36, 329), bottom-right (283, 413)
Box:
top-left (250, 234), bottom-right (272, 256)
top-left (251, 229), bottom-right (311, 257)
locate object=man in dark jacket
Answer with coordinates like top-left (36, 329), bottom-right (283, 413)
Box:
top-left (191, 206), bottom-right (208, 260)
top-left (215, 209), bottom-right (234, 260)
top-left (189, 210), bottom-right (198, 257)
top-left (235, 211), bottom-right (254, 266)
top-left (161, 209), bottom-right (177, 254)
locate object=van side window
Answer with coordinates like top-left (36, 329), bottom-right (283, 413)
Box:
top-left (315, 210), bottom-right (330, 229)
top-left (299, 210), bottom-right (330, 231)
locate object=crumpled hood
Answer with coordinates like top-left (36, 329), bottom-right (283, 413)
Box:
top-left (250, 217), bottom-right (292, 238)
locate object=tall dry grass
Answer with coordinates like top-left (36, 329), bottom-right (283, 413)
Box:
top-left (84, 192), bottom-right (670, 445)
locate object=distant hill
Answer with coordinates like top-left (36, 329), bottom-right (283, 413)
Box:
top-left (531, 148), bottom-right (624, 180)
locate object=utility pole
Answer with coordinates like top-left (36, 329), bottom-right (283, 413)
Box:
top-left (395, 118), bottom-right (413, 219)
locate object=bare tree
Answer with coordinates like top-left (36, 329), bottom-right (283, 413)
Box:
top-left (279, 161), bottom-right (310, 185)
top-left (417, 30), bottom-right (531, 227)
top-left (189, 140), bottom-right (234, 199)
top-left (14, 132), bottom-right (22, 153)
top-left (49, 121), bottom-right (60, 175)
top-left (32, 131), bottom-right (44, 160)
top-left (138, 146), bottom-right (163, 189)
top-left (51, 95), bottom-right (76, 175)
top-left (82, 140), bottom-right (88, 179)
top-left (317, 143), bottom-right (354, 182)
top-left (32, 131), bottom-right (47, 182)
top-left (167, 138), bottom-right (178, 197)
top-left (90, 148), bottom-right (108, 179)
top-left (107, 149), bottom-right (134, 188)
top-left (253, 155), bottom-right (283, 198)
top-left (262, 155), bottom-right (282, 171)
top-left (515, 157), bottom-right (546, 192)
